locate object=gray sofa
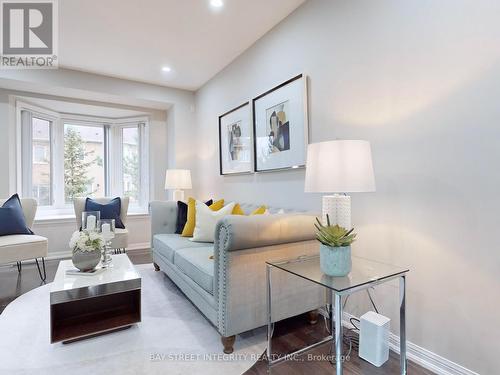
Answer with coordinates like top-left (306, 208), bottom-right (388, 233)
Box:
top-left (149, 201), bottom-right (324, 353)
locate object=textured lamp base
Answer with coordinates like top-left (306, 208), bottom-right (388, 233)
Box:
top-left (172, 190), bottom-right (185, 202)
top-left (322, 194), bottom-right (351, 229)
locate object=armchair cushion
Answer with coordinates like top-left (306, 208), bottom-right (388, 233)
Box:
top-left (0, 235), bottom-right (47, 263)
top-left (110, 228), bottom-right (129, 249)
top-left (85, 197), bottom-right (125, 228)
top-left (0, 194), bottom-right (33, 236)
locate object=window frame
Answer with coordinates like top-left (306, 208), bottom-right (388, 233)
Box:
top-left (16, 101), bottom-right (150, 217)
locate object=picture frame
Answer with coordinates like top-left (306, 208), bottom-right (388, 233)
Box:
top-left (218, 102), bottom-right (253, 175)
top-left (252, 73), bottom-right (308, 172)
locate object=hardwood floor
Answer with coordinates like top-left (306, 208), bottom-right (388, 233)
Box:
top-left (244, 314), bottom-right (434, 375)
top-left (0, 251), bottom-right (432, 375)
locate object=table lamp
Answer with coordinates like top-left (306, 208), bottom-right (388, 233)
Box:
top-left (304, 140), bottom-right (375, 228)
top-left (165, 169), bottom-right (192, 202)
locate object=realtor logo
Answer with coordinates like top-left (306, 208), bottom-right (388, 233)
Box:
top-left (0, 0), bottom-right (58, 68)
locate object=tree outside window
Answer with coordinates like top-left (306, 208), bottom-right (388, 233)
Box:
top-left (64, 125), bottom-right (104, 202)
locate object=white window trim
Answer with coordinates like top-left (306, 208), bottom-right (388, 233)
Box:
top-left (16, 100), bottom-right (150, 218)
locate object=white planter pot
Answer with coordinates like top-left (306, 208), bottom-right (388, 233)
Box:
top-left (320, 244), bottom-right (352, 277)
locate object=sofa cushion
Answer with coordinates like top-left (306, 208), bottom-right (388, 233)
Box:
top-left (174, 247), bottom-right (214, 295)
top-left (192, 201), bottom-right (235, 243)
top-left (153, 234), bottom-right (207, 263)
top-left (181, 198), bottom-right (224, 237)
top-left (176, 199), bottom-right (213, 234)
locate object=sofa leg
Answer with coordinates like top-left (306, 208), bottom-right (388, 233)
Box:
top-left (307, 310), bottom-right (319, 325)
top-left (153, 262), bottom-right (160, 271)
top-left (221, 335), bottom-right (236, 354)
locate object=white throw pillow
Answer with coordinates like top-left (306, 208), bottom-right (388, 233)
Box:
top-left (191, 200), bottom-right (235, 243)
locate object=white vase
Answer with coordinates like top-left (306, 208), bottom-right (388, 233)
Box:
top-left (320, 244), bottom-right (352, 277)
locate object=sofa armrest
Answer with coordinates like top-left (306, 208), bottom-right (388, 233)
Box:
top-left (213, 239), bottom-right (323, 337)
top-left (215, 213), bottom-right (318, 252)
top-left (149, 200), bottom-right (178, 246)
top-left (213, 213), bottom-right (323, 337)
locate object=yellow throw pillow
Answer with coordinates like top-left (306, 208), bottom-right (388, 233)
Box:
top-left (209, 199), bottom-right (225, 211)
top-left (232, 203), bottom-right (245, 215)
top-left (182, 198), bottom-right (225, 237)
top-left (231, 204), bottom-right (267, 216)
top-left (181, 198), bottom-right (197, 237)
top-left (251, 205), bottom-right (267, 215)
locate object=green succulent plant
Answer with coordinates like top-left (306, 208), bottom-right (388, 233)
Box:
top-left (314, 214), bottom-right (357, 247)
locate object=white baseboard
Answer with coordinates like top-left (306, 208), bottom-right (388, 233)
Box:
top-left (45, 250), bottom-right (71, 260)
top-left (44, 243), bottom-right (151, 261)
top-left (341, 312), bottom-right (478, 375)
top-left (126, 242), bottom-right (150, 252)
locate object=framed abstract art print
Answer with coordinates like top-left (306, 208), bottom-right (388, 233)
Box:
top-left (252, 74), bottom-right (308, 172)
top-left (218, 102), bottom-right (253, 175)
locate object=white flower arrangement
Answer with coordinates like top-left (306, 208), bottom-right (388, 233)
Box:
top-left (69, 230), bottom-right (104, 253)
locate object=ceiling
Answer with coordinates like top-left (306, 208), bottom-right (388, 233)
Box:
top-left (59, 0), bottom-right (306, 91)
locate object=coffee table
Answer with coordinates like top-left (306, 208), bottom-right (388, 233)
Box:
top-left (50, 254), bottom-right (141, 343)
top-left (266, 255), bottom-right (409, 374)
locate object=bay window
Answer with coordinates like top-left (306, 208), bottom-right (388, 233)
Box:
top-left (18, 102), bottom-right (149, 216)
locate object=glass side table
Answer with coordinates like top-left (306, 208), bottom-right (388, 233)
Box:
top-left (266, 255), bottom-right (409, 375)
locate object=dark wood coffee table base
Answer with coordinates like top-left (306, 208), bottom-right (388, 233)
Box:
top-left (51, 287), bottom-right (141, 343)
top-left (62, 325), bottom-right (133, 344)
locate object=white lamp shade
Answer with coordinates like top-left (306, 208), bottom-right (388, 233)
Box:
top-left (304, 140), bottom-right (376, 193)
top-left (165, 169), bottom-right (192, 190)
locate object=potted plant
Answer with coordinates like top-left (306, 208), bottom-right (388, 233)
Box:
top-left (315, 215), bottom-right (356, 276)
top-left (69, 230), bottom-right (104, 272)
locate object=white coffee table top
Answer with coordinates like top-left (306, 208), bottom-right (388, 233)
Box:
top-left (51, 254), bottom-right (141, 294)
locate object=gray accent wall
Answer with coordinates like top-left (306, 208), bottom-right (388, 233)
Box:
top-left (194, 0), bottom-right (500, 373)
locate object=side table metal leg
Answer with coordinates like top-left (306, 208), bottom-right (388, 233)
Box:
top-left (334, 293), bottom-right (343, 375)
top-left (328, 289), bottom-right (334, 358)
top-left (325, 288), bottom-right (333, 334)
top-left (266, 264), bottom-right (273, 363)
top-left (400, 275), bottom-right (407, 374)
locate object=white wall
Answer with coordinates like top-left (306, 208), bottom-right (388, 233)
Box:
top-left (0, 68), bottom-right (197, 195)
top-left (194, 0), bottom-right (500, 373)
top-left (0, 69), bottom-right (196, 254)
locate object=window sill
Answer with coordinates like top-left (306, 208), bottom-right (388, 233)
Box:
top-left (34, 211), bottom-right (149, 225)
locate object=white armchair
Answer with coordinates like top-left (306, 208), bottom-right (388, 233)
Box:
top-left (0, 198), bottom-right (48, 281)
top-left (73, 197), bottom-right (129, 253)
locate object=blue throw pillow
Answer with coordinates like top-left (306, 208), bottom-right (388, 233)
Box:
top-left (85, 197), bottom-right (125, 229)
top-left (0, 194), bottom-right (34, 236)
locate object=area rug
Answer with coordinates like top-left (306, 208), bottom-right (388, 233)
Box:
top-left (0, 264), bottom-right (266, 375)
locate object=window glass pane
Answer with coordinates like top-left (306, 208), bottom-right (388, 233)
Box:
top-left (122, 127), bottom-right (140, 203)
top-left (64, 124), bottom-right (105, 203)
top-left (32, 117), bottom-right (51, 206)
